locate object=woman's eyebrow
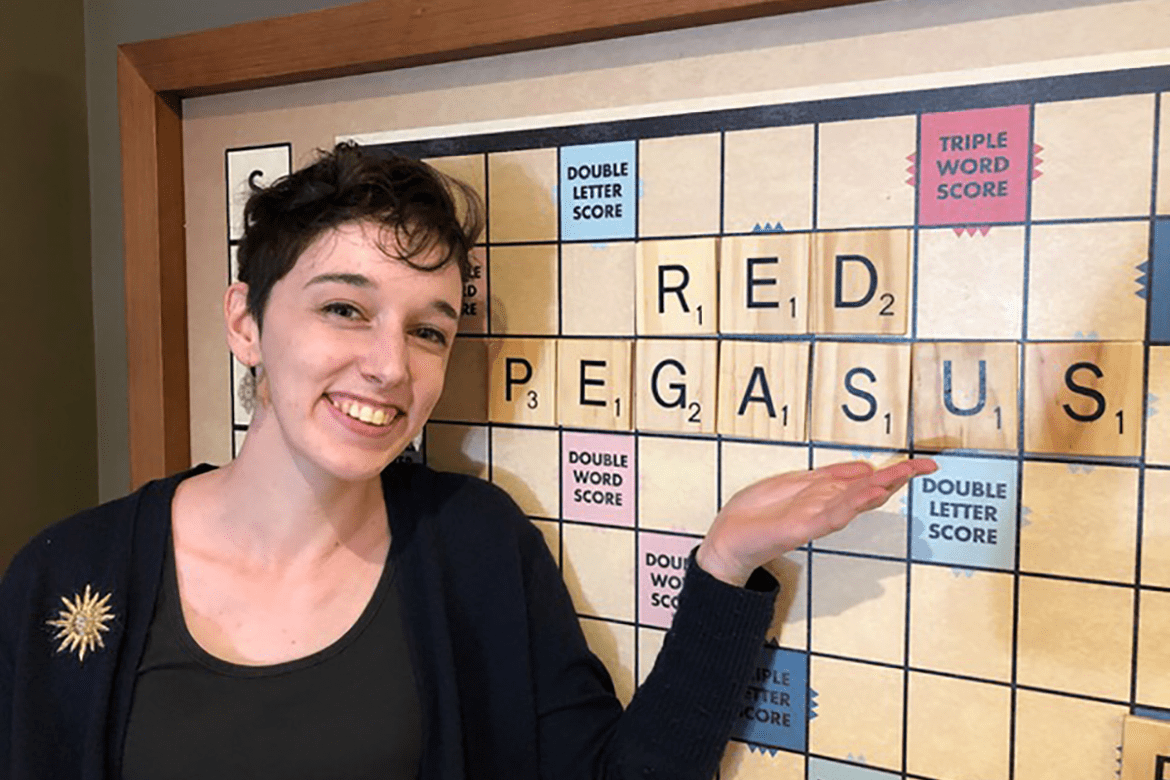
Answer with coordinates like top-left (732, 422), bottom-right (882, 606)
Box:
top-left (304, 272), bottom-right (373, 289)
top-left (430, 300), bottom-right (459, 321)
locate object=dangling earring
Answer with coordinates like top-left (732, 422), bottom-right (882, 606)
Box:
top-left (238, 363), bottom-right (260, 414)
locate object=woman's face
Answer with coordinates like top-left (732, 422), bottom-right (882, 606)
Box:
top-left (247, 221), bottom-right (462, 482)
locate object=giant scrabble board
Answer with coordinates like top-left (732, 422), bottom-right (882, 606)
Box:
top-left (214, 61), bottom-right (1170, 779)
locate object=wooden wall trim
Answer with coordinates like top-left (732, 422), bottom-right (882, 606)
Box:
top-left (118, 50), bottom-right (190, 487)
top-left (119, 0), bottom-right (883, 96)
top-left (116, 0), bottom-right (881, 487)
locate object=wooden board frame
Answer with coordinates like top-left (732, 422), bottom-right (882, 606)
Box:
top-left (116, 0), bottom-right (883, 487)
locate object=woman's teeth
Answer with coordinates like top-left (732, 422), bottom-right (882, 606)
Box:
top-left (331, 397), bottom-right (393, 426)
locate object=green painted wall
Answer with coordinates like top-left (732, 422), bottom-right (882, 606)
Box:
top-left (0, 0), bottom-right (96, 571)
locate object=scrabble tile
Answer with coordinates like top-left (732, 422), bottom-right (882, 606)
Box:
top-left (488, 338), bottom-right (557, 425)
top-left (810, 341), bottom-right (912, 448)
top-left (717, 340), bottom-right (810, 442)
top-left (811, 230), bottom-right (911, 336)
top-left (424, 422), bottom-right (488, 480)
top-left (1023, 341), bottom-right (1145, 457)
top-left (556, 339), bottom-right (633, 431)
top-left (719, 234), bottom-right (810, 335)
top-left (634, 338), bottom-right (718, 435)
top-left (636, 238), bottom-right (718, 336)
top-left (912, 341), bottom-right (1019, 452)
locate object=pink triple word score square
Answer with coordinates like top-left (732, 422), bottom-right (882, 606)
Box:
top-left (918, 105), bottom-right (1032, 226)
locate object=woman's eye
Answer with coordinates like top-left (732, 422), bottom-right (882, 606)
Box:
top-left (414, 326), bottom-right (449, 346)
top-left (322, 302), bottom-right (363, 320)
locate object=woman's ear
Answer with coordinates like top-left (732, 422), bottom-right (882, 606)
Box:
top-left (225, 282), bottom-right (261, 367)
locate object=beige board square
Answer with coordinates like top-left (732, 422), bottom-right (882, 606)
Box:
top-left (423, 153), bottom-right (486, 232)
top-left (1121, 714), bottom-right (1170, 780)
top-left (1020, 461), bottom-right (1138, 583)
top-left (721, 740), bottom-right (804, 780)
top-left (557, 339), bottom-right (633, 431)
top-left (812, 448), bottom-right (909, 558)
top-left (811, 230), bottom-right (911, 335)
top-left (487, 148), bottom-right (557, 243)
top-left (1149, 347), bottom-right (1170, 465)
top-left (809, 656), bottom-right (903, 770)
top-left (719, 235), bottom-right (810, 335)
top-left (1024, 341), bottom-right (1145, 457)
top-left (532, 519), bottom-right (560, 565)
top-left (906, 672), bottom-right (1011, 780)
top-left (424, 422), bottom-right (488, 479)
top-left (720, 440), bottom-right (810, 502)
top-left (561, 523), bottom-right (635, 622)
top-left (634, 339), bottom-right (718, 435)
top-left (488, 244), bottom-right (559, 335)
top-left (1028, 222), bottom-right (1148, 341)
top-left (810, 341), bottom-right (912, 448)
top-left (579, 617), bottom-right (635, 707)
top-left (762, 550), bottom-right (809, 651)
top-left (432, 337), bottom-right (488, 423)
top-left (1014, 689), bottom-right (1127, 780)
top-left (459, 247), bottom-right (487, 334)
top-left (908, 564), bottom-right (1013, 682)
top-left (916, 227), bottom-right (1025, 340)
top-left (1161, 94), bottom-right (1170, 216)
top-left (810, 552), bottom-right (906, 664)
top-left (638, 133), bottom-right (720, 237)
top-left (1032, 94), bottom-right (1155, 220)
top-left (490, 426), bottom-right (559, 518)
top-left (488, 338), bottom-right (557, 425)
top-left (913, 341), bottom-right (1019, 452)
top-left (562, 242), bottom-right (636, 336)
top-left (1137, 588), bottom-right (1170, 706)
top-left (724, 124), bottom-right (815, 234)
top-left (817, 115), bottom-right (917, 229)
top-left (1143, 469), bottom-right (1170, 588)
top-left (637, 626), bottom-right (667, 685)
top-left (717, 341), bottom-right (810, 442)
top-left (636, 239), bottom-right (717, 335)
top-left (1017, 575), bottom-right (1133, 701)
top-left (638, 435), bottom-right (717, 536)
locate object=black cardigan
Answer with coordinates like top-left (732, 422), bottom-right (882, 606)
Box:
top-left (0, 463), bottom-right (777, 779)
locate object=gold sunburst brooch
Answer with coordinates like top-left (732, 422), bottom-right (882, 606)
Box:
top-left (46, 584), bottom-right (116, 662)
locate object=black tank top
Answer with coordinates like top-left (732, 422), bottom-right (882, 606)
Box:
top-left (121, 530), bottom-right (421, 780)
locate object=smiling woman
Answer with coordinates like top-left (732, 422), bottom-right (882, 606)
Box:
top-left (0, 142), bottom-right (935, 780)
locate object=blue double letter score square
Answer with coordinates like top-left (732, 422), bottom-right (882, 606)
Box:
top-left (560, 141), bottom-right (636, 241)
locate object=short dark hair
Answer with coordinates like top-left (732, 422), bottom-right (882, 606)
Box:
top-left (237, 141), bottom-right (483, 326)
